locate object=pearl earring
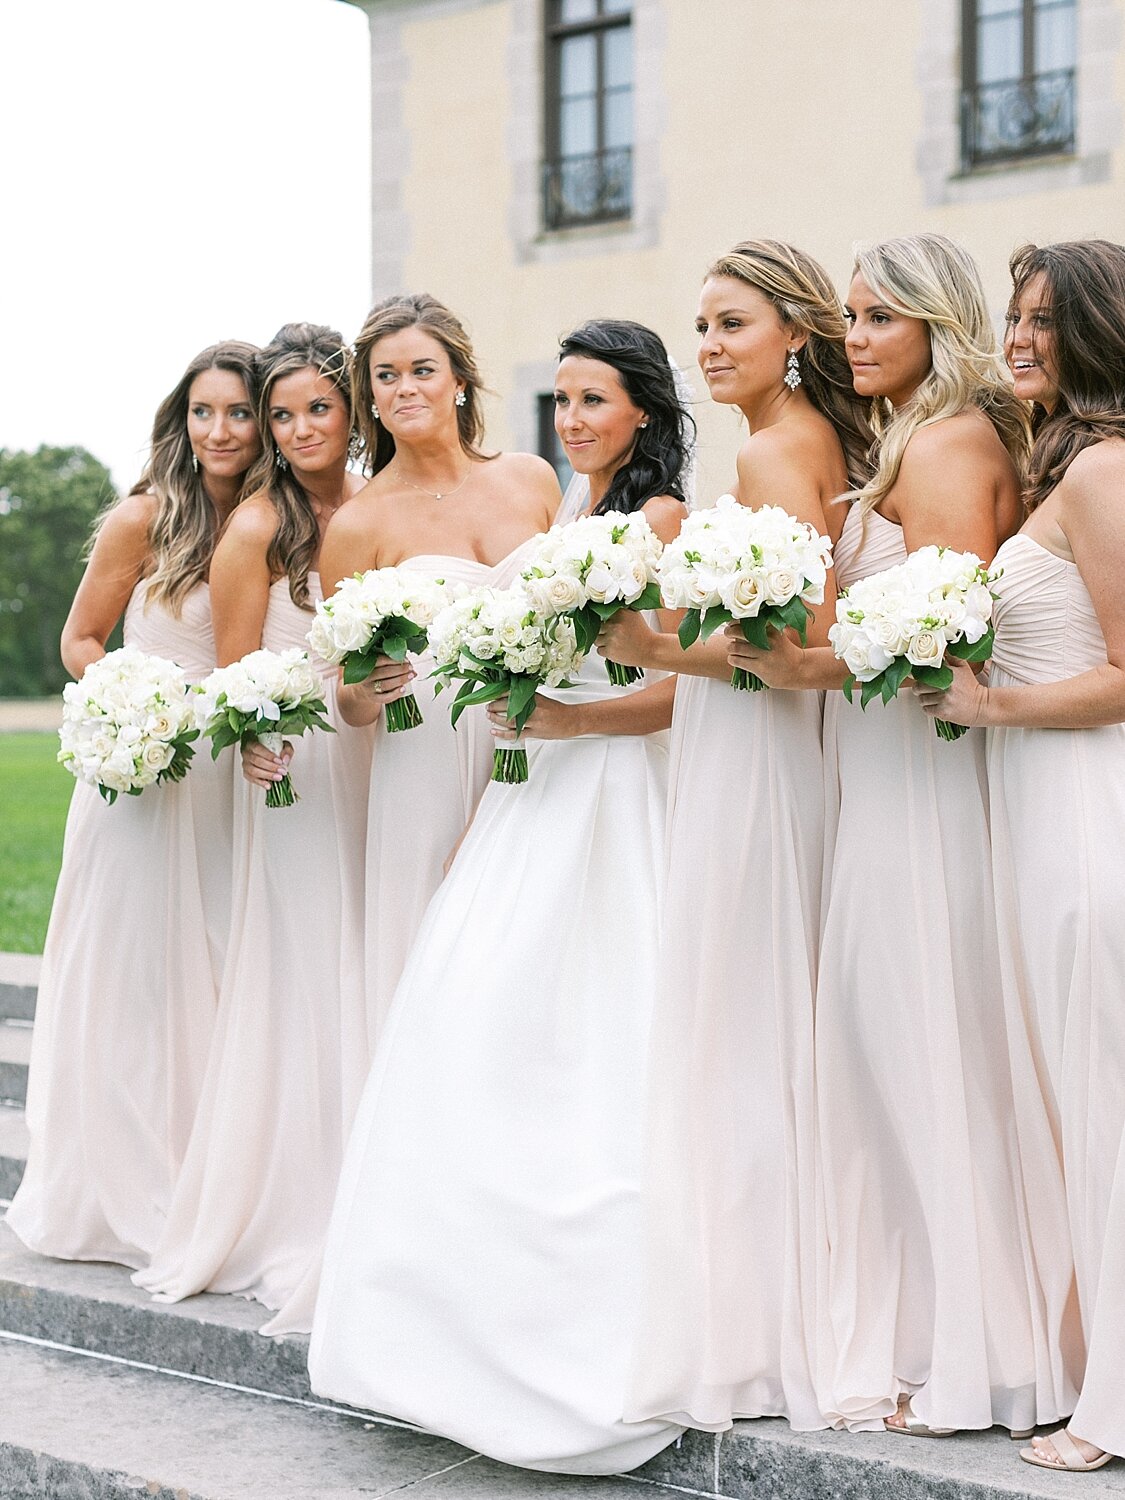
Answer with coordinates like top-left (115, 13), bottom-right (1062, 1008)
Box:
top-left (638, 421), bottom-right (649, 429)
top-left (784, 349), bottom-right (802, 391)
top-left (455, 390), bottom-right (467, 408)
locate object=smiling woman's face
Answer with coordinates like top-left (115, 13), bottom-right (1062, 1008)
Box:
top-left (268, 366), bottom-right (351, 473)
top-left (552, 354), bottom-right (647, 481)
top-left (1004, 270), bottom-right (1059, 412)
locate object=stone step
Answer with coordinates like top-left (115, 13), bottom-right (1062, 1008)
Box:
top-left (0, 1219), bottom-right (313, 1400)
top-left (0, 953), bottom-right (39, 1023)
top-left (1, 1338), bottom-right (692, 1500)
top-left (0, 1021), bottom-right (31, 1108)
top-left (0, 1104), bottom-right (28, 1201)
top-left (1, 1218), bottom-right (1118, 1500)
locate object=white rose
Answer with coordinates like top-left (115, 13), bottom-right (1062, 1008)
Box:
top-left (142, 740), bottom-right (176, 772)
top-left (905, 629), bottom-right (946, 668)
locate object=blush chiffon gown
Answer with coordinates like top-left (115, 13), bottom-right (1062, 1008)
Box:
top-left (627, 549), bottom-right (825, 1430)
top-left (8, 581), bottom-right (233, 1267)
top-left (308, 647), bottom-right (683, 1474)
top-left (987, 533), bottom-right (1118, 1454)
top-left (812, 504), bottom-right (1078, 1433)
top-left (134, 574), bottom-right (373, 1332)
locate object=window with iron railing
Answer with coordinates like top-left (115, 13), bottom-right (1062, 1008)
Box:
top-left (960, 0), bottom-right (1076, 169)
top-left (543, 0), bottom-right (633, 231)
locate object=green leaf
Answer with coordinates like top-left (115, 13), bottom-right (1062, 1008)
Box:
top-left (842, 676), bottom-right (855, 704)
top-left (859, 675), bottom-right (884, 710)
top-left (697, 606), bottom-right (734, 643)
top-left (678, 612), bottom-right (702, 649)
top-left (738, 615), bottom-right (771, 650)
top-left (910, 664), bottom-right (954, 690)
top-left (343, 650), bottom-right (381, 685)
top-left (506, 674), bottom-right (540, 721)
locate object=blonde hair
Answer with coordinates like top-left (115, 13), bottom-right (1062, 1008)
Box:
top-left (242, 323), bottom-right (355, 610)
top-left (352, 292), bottom-right (494, 476)
top-left (118, 341), bottom-right (259, 615)
top-left (850, 233), bottom-right (1030, 515)
top-left (707, 239), bottom-right (875, 488)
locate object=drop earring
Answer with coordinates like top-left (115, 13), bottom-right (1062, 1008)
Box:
top-left (370, 403), bottom-right (380, 421)
top-left (454, 390), bottom-right (467, 408)
top-left (784, 349), bottom-right (801, 391)
top-left (348, 431), bottom-right (362, 462)
top-left (275, 447), bottom-right (288, 471)
top-left (191, 453), bottom-right (199, 473)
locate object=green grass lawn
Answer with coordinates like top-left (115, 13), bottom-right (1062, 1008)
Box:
top-left (0, 734), bottom-right (72, 953)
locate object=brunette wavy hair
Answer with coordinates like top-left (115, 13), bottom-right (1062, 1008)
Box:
top-left (1009, 239), bottom-right (1125, 510)
top-left (557, 319), bottom-right (692, 516)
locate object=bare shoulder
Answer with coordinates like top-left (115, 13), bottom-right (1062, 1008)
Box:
top-left (639, 493), bottom-right (686, 544)
top-left (900, 409), bottom-right (1003, 472)
top-left (1058, 436), bottom-right (1125, 496)
top-left (220, 492), bottom-right (278, 549)
top-left (492, 451), bottom-right (559, 486)
top-left (735, 424), bottom-right (811, 495)
top-left (97, 490), bottom-right (157, 546)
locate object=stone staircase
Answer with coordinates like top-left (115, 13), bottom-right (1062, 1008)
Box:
top-left (1, 954), bottom-right (1121, 1500)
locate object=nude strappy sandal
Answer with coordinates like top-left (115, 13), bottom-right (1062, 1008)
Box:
top-left (1020, 1429), bottom-right (1114, 1472)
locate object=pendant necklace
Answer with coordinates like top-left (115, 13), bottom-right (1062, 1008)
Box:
top-left (394, 461), bottom-right (473, 502)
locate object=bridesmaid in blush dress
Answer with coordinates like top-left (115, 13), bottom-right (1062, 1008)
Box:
top-left (309, 320), bottom-right (689, 1475)
top-left (730, 234), bottom-right (1077, 1436)
top-left (916, 240), bottom-right (1125, 1473)
top-left (316, 292), bottom-right (561, 1099)
top-left (599, 240), bottom-right (873, 1432)
top-left (8, 342), bottom-right (260, 1266)
top-left (134, 324), bottom-right (373, 1333)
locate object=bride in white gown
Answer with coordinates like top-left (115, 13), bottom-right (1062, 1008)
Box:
top-left (309, 320), bottom-right (691, 1474)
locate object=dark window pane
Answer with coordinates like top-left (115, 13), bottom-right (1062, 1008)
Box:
top-left (561, 96), bottom-right (598, 155)
top-left (558, 0), bottom-right (597, 22)
top-left (602, 0), bottom-right (632, 14)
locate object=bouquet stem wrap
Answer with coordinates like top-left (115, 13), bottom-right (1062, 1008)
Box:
top-left (256, 730), bottom-right (296, 807)
top-left (493, 735), bottom-right (527, 784)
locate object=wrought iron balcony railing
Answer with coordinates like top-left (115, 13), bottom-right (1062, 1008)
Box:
top-left (542, 146), bottom-right (633, 230)
top-left (961, 67), bottom-right (1076, 169)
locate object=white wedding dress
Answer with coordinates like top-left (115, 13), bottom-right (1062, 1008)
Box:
top-left (309, 645), bottom-right (683, 1475)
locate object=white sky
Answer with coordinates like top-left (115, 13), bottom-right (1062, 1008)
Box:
top-left (0, 0), bottom-right (371, 491)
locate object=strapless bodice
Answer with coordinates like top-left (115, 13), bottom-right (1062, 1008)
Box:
top-left (990, 534), bottom-right (1106, 685)
top-left (123, 580), bottom-right (217, 684)
top-left (263, 572), bottom-right (331, 677)
top-left (833, 504), bottom-right (907, 590)
top-left (397, 538), bottom-right (539, 591)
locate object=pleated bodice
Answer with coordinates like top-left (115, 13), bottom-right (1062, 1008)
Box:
top-left (124, 580), bottom-right (216, 683)
top-left (990, 535), bottom-right (1106, 686)
top-left (833, 503), bottom-right (906, 589)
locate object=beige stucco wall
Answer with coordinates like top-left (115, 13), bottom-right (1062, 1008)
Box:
top-left (349, 0), bottom-right (1124, 501)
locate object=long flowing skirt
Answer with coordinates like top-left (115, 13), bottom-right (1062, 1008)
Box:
top-left (310, 726), bottom-right (682, 1474)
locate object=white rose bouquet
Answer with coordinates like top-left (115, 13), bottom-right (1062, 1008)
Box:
top-left (429, 584), bottom-right (583, 784)
top-left (659, 494), bottom-right (833, 691)
top-left (828, 544), bottom-right (998, 741)
top-left (57, 645), bottom-right (199, 804)
top-left (307, 567), bottom-right (450, 733)
top-left (521, 509), bottom-right (663, 686)
top-left (193, 648), bottom-right (333, 807)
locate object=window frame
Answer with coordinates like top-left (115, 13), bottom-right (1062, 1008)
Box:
top-left (960, 0), bottom-right (1077, 169)
top-left (542, 0), bottom-right (634, 231)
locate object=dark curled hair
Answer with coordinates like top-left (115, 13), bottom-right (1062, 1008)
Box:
top-left (1009, 240), bottom-right (1125, 511)
top-left (557, 319), bottom-right (693, 516)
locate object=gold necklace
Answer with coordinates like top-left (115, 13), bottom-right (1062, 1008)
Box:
top-left (393, 460), bottom-right (473, 501)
